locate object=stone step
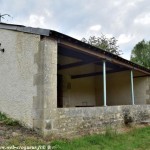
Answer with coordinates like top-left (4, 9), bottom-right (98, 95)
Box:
top-left (141, 119), bottom-right (150, 125)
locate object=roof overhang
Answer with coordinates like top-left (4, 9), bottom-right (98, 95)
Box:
top-left (50, 31), bottom-right (150, 75)
top-left (0, 22), bottom-right (150, 75)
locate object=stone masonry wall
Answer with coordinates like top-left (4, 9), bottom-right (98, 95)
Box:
top-left (0, 29), bottom-right (40, 128)
top-left (49, 105), bottom-right (150, 138)
top-left (33, 37), bottom-right (58, 136)
top-left (39, 38), bottom-right (150, 138)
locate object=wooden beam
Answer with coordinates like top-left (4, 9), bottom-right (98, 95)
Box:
top-left (58, 41), bottom-right (150, 75)
top-left (58, 46), bottom-right (98, 61)
top-left (71, 68), bottom-right (128, 79)
top-left (133, 75), bottom-right (150, 78)
top-left (58, 60), bottom-right (100, 70)
top-left (95, 61), bottom-right (121, 70)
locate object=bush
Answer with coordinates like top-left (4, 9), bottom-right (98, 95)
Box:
top-left (0, 112), bottom-right (19, 126)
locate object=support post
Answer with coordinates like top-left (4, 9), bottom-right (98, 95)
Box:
top-left (103, 61), bottom-right (107, 106)
top-left (131, 70), bottom-right (135, 105)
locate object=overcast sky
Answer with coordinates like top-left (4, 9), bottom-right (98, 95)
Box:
top-left (1, 0), bottom-right (150, 59)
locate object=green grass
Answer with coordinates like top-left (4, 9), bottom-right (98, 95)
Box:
top-left (3, 136), bottom-right (47, 146)
top-left (0, 112), bottom-right (19, 126)
top-left (0, 112), bottom-right (150, 150)
top-left (0, 112), bottom-right (149, 149)
top-left (50, 127), bottom-right (150, 150)
top-left (1, 126), bottom-right (150, 150)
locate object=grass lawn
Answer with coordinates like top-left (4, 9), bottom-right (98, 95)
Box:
top-left (0, 112), bottom-right (150, 150)
top-left (0, 126), bottom-right (149, 150)
top-left (51, 127), bottom-right (150, 150)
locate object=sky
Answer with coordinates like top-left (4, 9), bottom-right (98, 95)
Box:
top-left (1, 0), bottom-right (150, 60)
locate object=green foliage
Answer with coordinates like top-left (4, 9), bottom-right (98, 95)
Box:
top-left (0, 112), bottom-right (7, 121)
top-left (82, 34), bottom-right (122, 56)
top-left (105, 126), bottom-right (117, 138)
top-left (51, 127), bottom-right (150, 150)
top-left (130, 40), bottom-right (150, 69)
top-left (0, 112), bottom-right (19, 126)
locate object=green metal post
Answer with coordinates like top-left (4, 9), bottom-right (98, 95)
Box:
top-left (103, 61), bottom-right (107, 106)
top-left (131, 70), bottom-right (135, 105)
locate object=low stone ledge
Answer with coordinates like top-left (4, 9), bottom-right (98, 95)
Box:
top-left (44, 105), bottom-right (150, 138)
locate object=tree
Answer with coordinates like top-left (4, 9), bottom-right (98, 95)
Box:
top-left (130, 40), bottom-right (150, 69)
top-left (0, 13), bottom-right (12, 22)
top-left (81, 34), bottom-right (122, 56)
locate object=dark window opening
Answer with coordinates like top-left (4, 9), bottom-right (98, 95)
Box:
top-left (57, 75), bottom-right (63, 108)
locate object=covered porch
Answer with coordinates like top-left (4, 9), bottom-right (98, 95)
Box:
top-left (57, 40), bottom-right (150, 108)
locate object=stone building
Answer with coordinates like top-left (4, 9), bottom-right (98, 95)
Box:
top-left (0, 23), bottom-right (150, 138)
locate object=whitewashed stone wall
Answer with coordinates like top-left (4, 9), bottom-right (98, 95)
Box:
top-left (0, 28), bottom-right (150, 139)
top-left (0, 29), bottom-right (40, 128)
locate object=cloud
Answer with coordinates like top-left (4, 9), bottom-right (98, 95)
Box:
top-left (134, 13), bottom-right (150, 25)
top-left (118, 34), bottom-right (135, 44)
top-left (28, 15), bottom-right (46, 27)
top-left (89, 25), bottom-right (101, 31)
top-left (105, 34), bottom-right (113, 38)
top-left (1, 0), bottom-right (150, 59)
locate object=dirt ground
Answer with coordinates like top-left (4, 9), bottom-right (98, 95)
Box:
top-left (0, 121), bottom-right (42, 145)
top-left (0, 121), bottom-right (149, 145)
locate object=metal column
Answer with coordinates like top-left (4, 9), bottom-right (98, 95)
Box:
top-left (103, 61), bottom-right (107, 106)
top-left (131, 70), bottom-right (135, 105)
